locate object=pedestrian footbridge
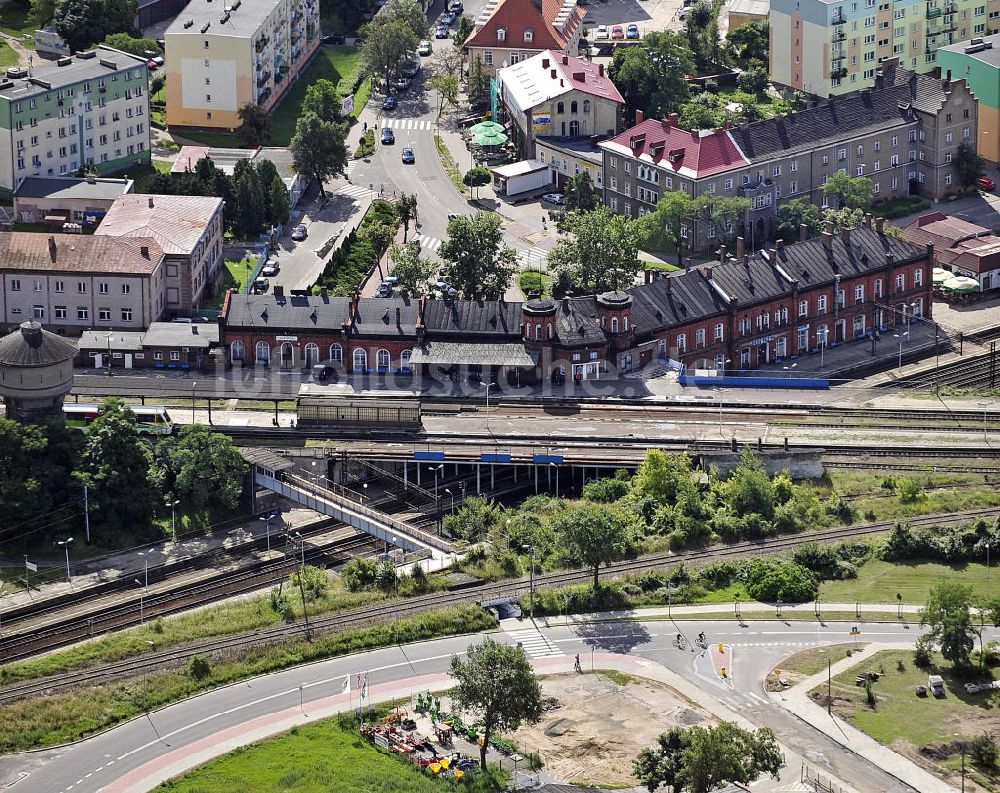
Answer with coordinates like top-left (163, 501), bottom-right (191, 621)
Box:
top-left (241, 448), bottom-right (453, 560)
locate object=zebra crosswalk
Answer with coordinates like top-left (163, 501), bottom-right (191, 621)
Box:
top-left (380, 117), bottom-right (434, 131)
top-left (516, 247), bottom-right (549, 269)
top-left (335, 183), bottom-right (378, 202)
top-left (414, 234), bottom-right (443, 253)
top-left (506, 626), bottom-right (564, 659)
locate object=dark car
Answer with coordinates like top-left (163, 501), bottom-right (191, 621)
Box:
top-left (626, 23), bottom-right (640, 38)
top-left (382, 94), bottom-right (397, 110)
top-left (401, 147), bottom-right (415, 164)
top-left (381, 127), bottom-right (395, 144)
top-left (449, 0), bottom-right (463, 11)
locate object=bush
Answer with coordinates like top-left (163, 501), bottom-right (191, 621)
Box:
top-left (342, 557), bottom-right (379, 592)
top-left (971, 734), bottom-right (997, 769)
top-left (582, 477), bottom-right (630, 503)
top-left (742, 558), bottom-right (817, 603)
top-left (443, 497), bottom-right (502, 541)
top-left (290, 564), bottom-right (330, 602)
top-left (188, 655), bottom-right (212, 681)
top-left (913, 635), bottom-right (933, 668)
top-left (897, 477), bottom-right (923, 503)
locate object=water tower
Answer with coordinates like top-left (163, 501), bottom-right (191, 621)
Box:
top-left (0, 321), bottom-right (77, 421)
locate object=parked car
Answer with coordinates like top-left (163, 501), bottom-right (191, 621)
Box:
top-left (928, 675), bottom-right (946, 697)
top-left (152, 55), bottom-right (164, 66)
top-left (402, 62), bottom-right (419, 78)
top-left (385, 275), bottom-right (399, 286)
top-left (418, 39), bottom-right (433, 55)
top-left (146, 59), bottom-right (158, 69)
top-left (291, 224), bottom-right (308, 240)
top-left (441, 11), bottom-right (456, 24)
top-left (449, 0), bottom-right (463, 11)
top-left (978, 176), bottom-right (996, 191)
top-left (542, 192), bottom-right (564, 205)
top-left (252, 277), bottom-right (269, 293)
top-left (381, 127), bottom-right (395, 144)
top-left (382, 94), bottom-right (397, 110)
top-left (261, 261), bottom-right (279, 277)
top-left (435, 25), bottom-right (450, 38)
top-left (401, 147), bottom-right (415, 164)
top-left (376, 282), bottom-right (393, 297)
top-left (626, 23), bottom-right (640, 38)
top-left (595, 24), bottom-right (609, 39)
top-left (394, 76), bottom-right (411, 91)
top-left (678, 7), bottom-right (689, 18)
top-left (612, 25), bottom-right (625, 39)
top-left (964, 682), bottom-right (981, 694)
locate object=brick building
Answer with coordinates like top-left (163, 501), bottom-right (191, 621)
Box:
top-left (219, 222), bottom-right (933, 378)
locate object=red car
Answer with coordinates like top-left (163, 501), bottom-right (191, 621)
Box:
top-left (611, 25), bottom-right (625, 39)
top-left (978, 176), bottom-right (996, 191)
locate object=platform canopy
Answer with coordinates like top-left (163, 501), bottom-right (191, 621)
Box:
top-left (409, 341), bottom-right (535, 367)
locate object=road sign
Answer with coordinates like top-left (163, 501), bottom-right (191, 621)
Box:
top-left (850, 626), bottom-right (861, 636)
top-left (25, 560), bottom-right (37, 572)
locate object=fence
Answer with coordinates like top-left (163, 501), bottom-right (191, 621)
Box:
top-left (801, 764), bottom-right (850, 793)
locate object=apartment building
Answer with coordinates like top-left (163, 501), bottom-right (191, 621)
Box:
top-left (769, 0), bottom-right (999, 96)
top-left (600, 63), bottom-right (975, 253)
top-left (165, 0), bottom-right (320, 130)
top-left (466, 0), bottom-right (585, 75)
top-left (495, 50), bottom-right (622, 156)
top-left (0, 47), bottom-right (151, 197)
top-left (937, 35), bottom-right (1000, 165)
top-left (0, 233), bottom-right (166, 336)
top-left (95, 193), bottom-right (225, 316)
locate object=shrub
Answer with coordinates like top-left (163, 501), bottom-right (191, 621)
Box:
top-left (443, 497), bottom-right (502, 541)
top-left (290, 564), bottom-right (330, 602)
top-left (582, 477), bottom-right (630, 502)
top-left (913, 635), bottom-right (933, 668)
top-left (188, 655), bottom-right (212, 681)
top-left (898, 477), bottom-right (923, 503)
top-left (342, 557), bottom-right (379, 592)
top-left (971, 734), bottom-right (997, 769)
top-left (268, 587), bottom-right (294, 622)
top-left (742, 558), bottom-right (817, 603)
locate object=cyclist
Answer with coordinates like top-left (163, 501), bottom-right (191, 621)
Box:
top-left (698, 631), bottom-right (706, 645)
top-left (574, 654), bottom-right (582, 673)
top-left (675, 633), bottom-right (682, 646)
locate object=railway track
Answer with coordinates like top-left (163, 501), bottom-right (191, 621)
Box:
top-left (3, 504), bottom-right (996, 705)
top-left (882, 350), bottom-right (999, 390)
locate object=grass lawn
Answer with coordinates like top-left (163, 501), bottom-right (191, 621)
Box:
top-left (777, 643), bottom-right (863, 678)
top-left (820, 559), bottom-right (996, 604)
top-left (211, 257), bottom-right (256, 306)
top-left (813, 649), bottom-right (1000, 790)
top-left (0, 0), bottom-right (37, 46)
top-left (519, 270), bottom-right (553, 297)
top-left (154, 715), bottom-right (500, 792)
top-left (123, 160), bottom-right (172, 193)
top-left (0, 41), bottom-right (19, 68)
top-left (641, 259), bottom-right (681, 272)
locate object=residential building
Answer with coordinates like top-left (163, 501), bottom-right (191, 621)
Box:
top-left (0, 233), bottom-right (166, 335)
top-left (495, 50), bottom-right (622, 156)
top-left (218, 220), bottom-right (932, 378)
top-left (769, 0), bottom-right (996, 96)
top-left (164, 0), bottom-right (321, 130)
top-left (902, 211), bottom-right (1000, 290)
top-left (172, 145), bottom-right (307, 206)
top-left (728, 0), bottom-right (769, 29)
top-left (77, 321), bottom-right (221, 370)
top-left (937, 35), bottom-right (1000, 165)
top-left (12, 175), bottom-right (133, 226)
top-left (535, 136), bottom-right (604, 189)
top-left (0, 47), bottom-right (151, 197)
top-left (137, 0), bottom-right (191, 27)
top-left (465, 0), bottom-right (585, 75)
top-left (600, 64), bottom-right (975, 252)
top-left (94, 193), bottom-right (225, 316)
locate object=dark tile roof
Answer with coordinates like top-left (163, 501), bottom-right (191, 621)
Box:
top-left (0, 321), bottom-right (77, 366)
top-left (730, 66), bottom-right (950, 163)
top-left (710, 254), bottom-right (794, 305)
top-left (350, 296), bottom-right (419, 337)
top-left (224, 293), bottom-right (350, 329)
top-left (630, 269), bottom-right (731, 335)
top-left (422, 299), bottom-right (522, 337)
top-left (554, 296), bottom-right (604, 345)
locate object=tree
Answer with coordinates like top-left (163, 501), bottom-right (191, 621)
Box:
top-left (685, 2), bottom-right (719, 74)
top-left (103, 32), bottom-right (160, 57)
top-left (954, 142), bottom-right (985, 190)
top-left (632, 449), bottom-right (695, 505)
top-left (396, 193), bottom-right (418, 241)
top-left (609, 32), bottom-right (694, 125)
top-left (720, 446), bottom-right (776, 521)
top-left (642, 191), bottom-right (697, 265)
top-left (679, 101), bottom-right (722, 131)
top-left (821, 171), bottom-right (874, 211)
top-left (388, 242), bottom-right (435, 295)
top-left (440, 212), bottom-right (517, 300)
top-left (362, 18), bottom-right (419, 85)
top-left (776, 197), bottom-right (822, 242)
top-left (428, 72), bottom-right (460, 115)
top-left (463, 166), bottom-right (491, 199)
top-left (453, 14), bottom-right (474, 47)
top-left (234, 164), bottom-right (264, 236)
top-left (552, 503), bottom-right (635, 588)
top-left (636, 723), bottom-right (782, 793)
top-left (549, 205), bottom-right (642, 294)
top-left (563, 171), bottom-right (599, 212)
top-left (449, 638), bottom-right (542, 772)
top-left (74, 398), bottom-right (155, 536)
top-left (432, 46), bottom-right (466, 79)
top-left (268, 174), bottom-right (291, 227)
top-left (737, 66), bottom-right (769, 95)
top-left (699, 194), bottom-right (751, 244)
top-left (236, 103), bottom-right (272, 147)
top-left (301, 79), bottom-right (342, 123)
top-left (725, 19), bottom-right (768, 69)
top-left (921, 581), bottom-right (977, 668)
top-left (54, 0), bottom-right (110, 51)
top-left (377, 0), bottom-right (428, 39)
top-left (31, 0), bottom-right (57, 26)
top-left (290, 114), bottom-right (348, 199)
top-left (468, 55), bottom-right (490, 108)
top-left (166, 425), bottom-right (246, 510)
top-left (0, 420), bottom-right (75, 542)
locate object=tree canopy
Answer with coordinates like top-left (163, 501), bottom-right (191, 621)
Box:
top-left (551, 503), bottom-right (636, 588)
top-left (954, 142), bottom-right (985, 190)
top-left (920, 581), bottom-right (977, 668)
top-left (55, 0), bottom-right (137, 52)
top-left (157, 426), bottom-right (247, 510)
top-left (236, 103), bottom-right (272, 147)
top-left (821, 172), bottom-right (874, 211)
top-left (439, 213), bottom-right (517, 300)
top-left (725, 19), bottom-right (768, 69)
top-left (549, 205), bottom-right (642, 294)
top-left (609, 32), bottom-right (695, 125)
top-left (449, 638), bottom-right (543, 772)
top-left (563, 172), bottom-right (599, 212)
top-left (290, 114), bottom-right (349, 199)
top-left (301, 79), bottom-right (343, 123)
top-left (776, 197), bottom-right (822, 243)
top-left (388, 242), bottom-right (435, 295)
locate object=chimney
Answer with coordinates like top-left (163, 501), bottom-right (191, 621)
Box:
top-left (875, 217), bottom-right (885, 234)
top-left (821, 228), bottom-right (833, 251)
top-left (668, 112), bottom-right (679, 125)
top-left (320, 286), bottom-right (328, 298)
top-left (644, 269), bottom-right (652, 285)
top-left (718, 244), bottom-right (727, 263)
top-left (864, 212), bottom-right (873, 228)
top-left (140, 244), bottom-right (149, 258)
top-left (562, 54), bottom-right (568, 64)
top-left (799, 223), bottom-right (809, 242)
top-left (148, 196), bottom-right (154, 208)
top-left (542, 57), bottom-right (550, 68)
top-left (573, 71), bottom-right (585, 81)
top-left (48, 235), bottom-right (56, 259)
top-left (885, 252), bottom-right (894, 266)
top-left (735, 236), bottom-right (745, 258)
top-left (561, 296), bottom-right (570, 311)
top-left (767, 247), bottom-right (777, 262)
top-left (684, 257), bottom-right (693, 270)
top-left (598, 63), bottom-right (604, 77)
top-left (550, 68), bottom-right (557, 79)
top-left (702, 265), bottom-right (713, 280)
top-left (395, 306), bottom-right (401, 326)
top-left (635, 109), bottom-right (644, 125)
top-left (776, 238), bottom-right (784, 250)
top-left (840, 227), bottom-right (851, 245)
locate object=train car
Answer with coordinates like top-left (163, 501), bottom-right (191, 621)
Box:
top-left (296, 385), bottom-right (422, 431)
top-left (63, 404), bottom-right (175, 436)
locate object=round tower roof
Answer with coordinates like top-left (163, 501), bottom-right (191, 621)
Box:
top-left (597, 290), bottom-right (633, 307)
top-left (0, 321), bottom-right (78, 367)
top-left (523, 297), bottom-right (557, 315)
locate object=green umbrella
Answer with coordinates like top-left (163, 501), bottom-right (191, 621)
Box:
top-left (941, 275), bottom-right (980, 293)
top-left (470, 120), bottom-right (504, 135)
top-left (932, 267), bottom-right (949, 285)
top-left (472, 129), bottom-right (509, 146)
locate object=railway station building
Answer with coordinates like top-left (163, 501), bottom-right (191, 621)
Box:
top-left (218, 218), bottom-right (933, 379)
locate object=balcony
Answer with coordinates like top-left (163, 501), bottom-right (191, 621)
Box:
top-left (830, 67), bottom-right (848, 79)
top-left (831, 11), bottom-right (846, 23)
top-left (831, 49), bottom-right (846, 61)
top-left (831, 29), bottom-right (846, 41)
top-left (926, 6), bottom-right (941, 17)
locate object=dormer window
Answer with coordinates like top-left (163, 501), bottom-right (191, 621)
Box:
top-left (497, 27), bottom-right (506, 41)
top-left (523, 28), bottom-right (533, 42)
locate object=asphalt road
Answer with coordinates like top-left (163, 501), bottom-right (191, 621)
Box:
top-left (0, 619), bottom-right (962, 793)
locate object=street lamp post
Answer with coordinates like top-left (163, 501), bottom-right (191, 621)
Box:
top-left (57, 537), bottom-right (73, 583)
top-left (191, 381), bottom-right (198, 424)
top-left (430, 464), bottom-right (444, 533)
top-left (105, 331), bottom-right (113, 377)
top-left (137, 548), bottom-right (154, 590)
top-left (166, 498), bottom-right (180, 542)
top-left (135, 578), bottom-right (145, 625)
top-left (819, 327), bottom-right (828, 369)
top-left (523, 544), bottom-right (535, 621)
top-left (978, 400), bottom-right (996, 443)
top-left (894, 331), bottom-right (909, 370)
top-left (445, 487), bottom-right (455, 514)
top-left (482, 381), bottom-right (497, 435)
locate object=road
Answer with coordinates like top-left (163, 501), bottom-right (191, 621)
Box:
top-left (2, 618), bottom-right (973, 793)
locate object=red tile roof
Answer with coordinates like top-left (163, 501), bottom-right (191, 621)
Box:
top-left (0, 233), bottom-right (163, 274)
top-left (467, 0), bottom-right (584, 53)
top-left (599, 118), bottom-right (750, 179)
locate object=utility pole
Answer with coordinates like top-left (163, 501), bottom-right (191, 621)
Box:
top-left (83, 484), bottom-right (90, 544)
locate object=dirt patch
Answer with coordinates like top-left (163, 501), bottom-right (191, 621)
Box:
top-left (509, 672), bottom-right (714, 788)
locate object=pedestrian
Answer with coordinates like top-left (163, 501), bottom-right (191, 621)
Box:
top-left (363, 121), bottom-right (368, 132)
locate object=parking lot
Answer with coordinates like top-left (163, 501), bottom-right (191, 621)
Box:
top-left (579, 0), bottom-right (687, 35)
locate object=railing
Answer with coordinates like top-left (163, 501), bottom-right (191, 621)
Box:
top-left (831, 11), bottom-right (846, 23)
top-left (831, 29), bottom-right (846, 41)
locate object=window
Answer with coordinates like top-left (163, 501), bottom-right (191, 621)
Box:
top-left (895, 273), bottom-right (905, 291)
top-left (855, 284), bottom-right (865, 303)
top-left (256, 341), bottom-right (270, 364)
top-left (55, 306), bottom-right (67, 319)
top-left (837, 148), bottom-right (846, 160)
top-left (556, 101), bottom-right (564, 114)
top-left (874, 279), bottom-right (883, 297)
top-left (714, 323), bottom-right (724, 341)
top-left (54, 280), bottom-right (64, 293)
top-left (611, 316), bottom-right (619, 333)
top-left (122, 284), bottom-right (130, 295)
top-left (401, 349), bottom-right (412, 371)
top-left (154, 351), bottom-right (164, 361)
top-left (583, 100), bottom-right (590, 112)
top-left (915, 268), bottom-right (923, 286)
top-left (798, 300), bottom-right (808, 317)
top-left (99, 282), bottom-right (109, 294)
top-left (98, 308), bottom-right (110, 321)
top-left (676, 333), bottom-right (686, 353)
top-left (169, 351), bottom-right (180, 361)
top-left (353, 348), bottom-right (367, 371)
top-left (724, 178), bottom-right (733, 190)
top-left (230, 340), bottom-right (245, 362)
top-left (77, 307), bottom-right (89, 320)
top-left (9, 279), bottom-right (19, 291)
top-left (483, 52), bottom-right (493, 65)
top-left (78, 281), bottom-right (87, 293)
top-left (32, 305), bottom-right (44, 319)
top-left (818, 295), bottom-right (828, 313)
top-left (570, 101), bottom-right (577, 113)
top-left (497, 27), bottom-right (505, 40)
top-left (523, 28), bottom-right (533, 41)
top-left (696, 328), bottom-right (706, 347)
